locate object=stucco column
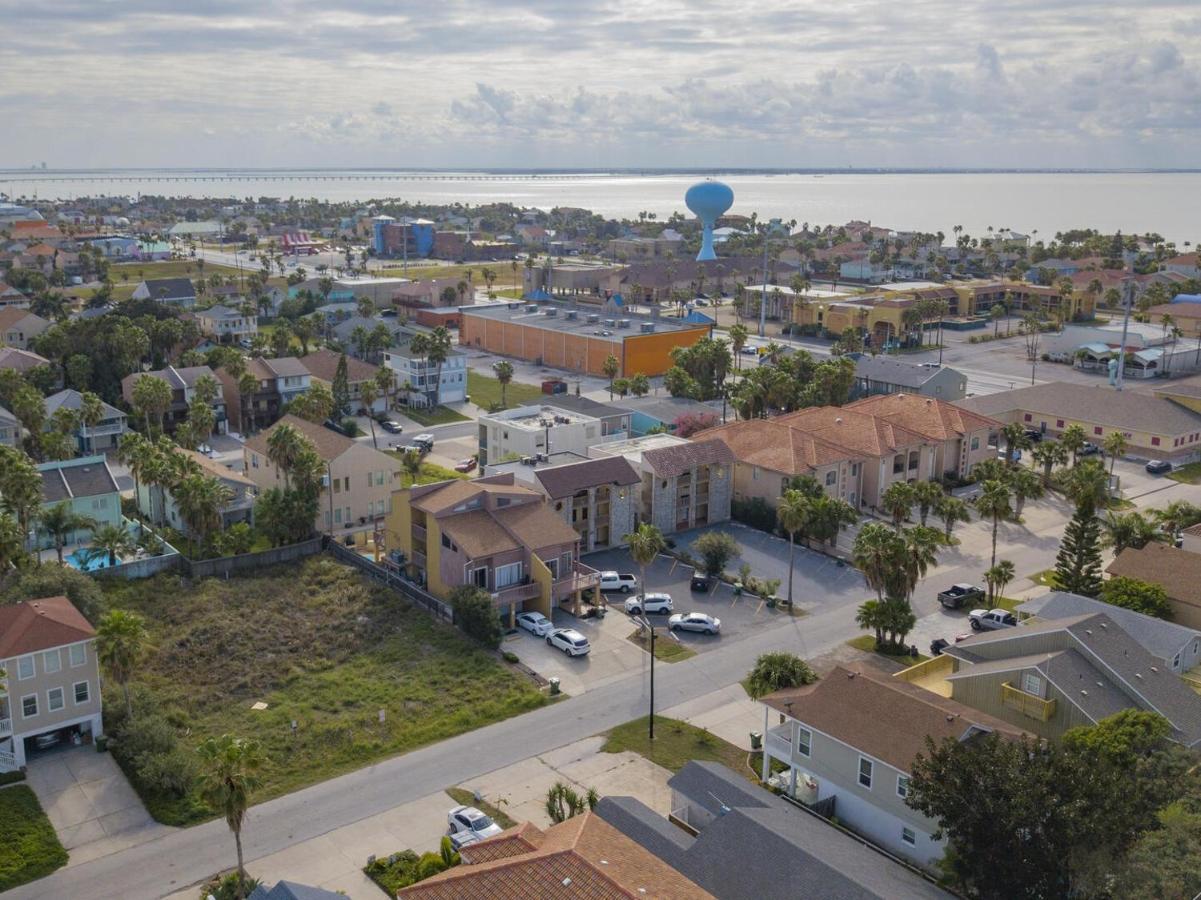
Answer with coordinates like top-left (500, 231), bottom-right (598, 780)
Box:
top-left (509, 604), bottom-right (516, 629)
top-left (760, 706), bottom-right (771, 782)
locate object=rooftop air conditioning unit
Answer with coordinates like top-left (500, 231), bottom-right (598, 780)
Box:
top-left (617, 319), bottom-right (631, 328)
top-left (525, 304), bottom-right (539, 313)
top-left (587, 314), bottom-right (600, 324)
top-left (543, 307), bottom-right (557, 317)
top-left (521, 456), bottom-right (536, 466)
top-left (603, 318), bottom-right (617, 327)
top-left (565, 310), bottom-right (578, 320)
top-left (640, 322), bottom-right (655, 333)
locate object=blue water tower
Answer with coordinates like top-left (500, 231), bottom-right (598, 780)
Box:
top-left (685, 181), bottom-right (734, 261)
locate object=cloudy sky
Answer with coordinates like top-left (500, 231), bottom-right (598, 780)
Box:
top-left (2, 0), bottom-right (1199, 169)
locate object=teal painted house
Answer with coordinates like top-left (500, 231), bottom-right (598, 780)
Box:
top-left (35, 455), bottom-right (122, 550)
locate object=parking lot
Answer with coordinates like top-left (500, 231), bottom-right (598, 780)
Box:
top-left (502, 605), bottom-right (648, 696)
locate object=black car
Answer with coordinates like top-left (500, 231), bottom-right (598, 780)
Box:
top-left (690, 573), bottom-right (712, 591)
top-left (930, 638), bottom-right (950, 656)
top-left (1024, 428), bottom-right (1043, 443)
top-left (1146, 459), bottom-right (1172, 475)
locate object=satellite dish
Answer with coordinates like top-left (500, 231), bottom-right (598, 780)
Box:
top-left (685, 181), bottom-right (734, 261)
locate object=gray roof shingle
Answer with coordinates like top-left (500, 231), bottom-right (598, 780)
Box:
top-left (534, 456), bottom-right (640, 499)
top-left (140, 277), bottom-right (196, 300)
top-left (958, 382), bottom-right (1201, 436)
top-left (853, 355), bottom-right (943, 389)
top-left (38, 456), bottom-right (120, 503)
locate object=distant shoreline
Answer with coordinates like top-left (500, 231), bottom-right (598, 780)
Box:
top-left (3, 167), bottom-right (1201, 177)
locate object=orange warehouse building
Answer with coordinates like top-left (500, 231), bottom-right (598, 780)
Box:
top-left (459, 302), bottom-right (711, 377)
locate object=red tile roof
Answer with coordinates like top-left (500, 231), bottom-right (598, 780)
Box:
top-left (0, 596), bottom-right (94, 658)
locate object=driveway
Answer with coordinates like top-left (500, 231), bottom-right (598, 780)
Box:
top-left (25, 745), bottom-right (174, 867)
top-left (504, 606), bottom-right (647, 696)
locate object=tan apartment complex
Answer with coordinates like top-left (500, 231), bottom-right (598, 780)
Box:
top-left (243, 415), bottom-right (401, 533)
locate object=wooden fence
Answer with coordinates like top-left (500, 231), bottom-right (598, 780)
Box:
top-left (326, 540), bottom-right (454, 622)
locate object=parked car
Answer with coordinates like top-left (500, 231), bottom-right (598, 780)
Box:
top-left (625, 592), bottom-right (673, 615)
top-left (32, 731), bottom-right (62, 750)
top-left (1024, 428), bottom-right (1043, 443)
top-left (323, 418), bottom-right (353, 437)
top-left (454, 458), bottom-right (478, 473)
top-left (1146, 459), bottom-right (1172, 475)
top-left (413, 433), bottom-right (436, 451)
top-left (938, 583), bottom-right (985, 610)
top-left (516, 611), bottom-right (553, 636)
top-left (599, 571), bottom-right (638, 593)
top-left (669, 612), bottom-right (721, 634)
top-left (1078, 441), bottom-right (1101, 456)
top-left (690, 572), bottom-right (712, 591)
top-left (398, 444), bottom-right (424, 455)
top-left (379, 419), bottom-right (403, 434)
top-left (969, 608), bottom-right (1018, 631)
top-left (546, 628), bottom-right (591, 656)
top-left (447, 806), bottom-right (503, 843)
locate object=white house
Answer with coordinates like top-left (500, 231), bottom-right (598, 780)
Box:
top-left (383, 342), bottom-right (466, 410)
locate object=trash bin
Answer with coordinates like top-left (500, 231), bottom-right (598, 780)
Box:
top-left (549, 677), bottom-right (560, 696)
top-left (95, 736), bottom-right (108, 753)
top-left (750, 731), bottom-right (762, 750)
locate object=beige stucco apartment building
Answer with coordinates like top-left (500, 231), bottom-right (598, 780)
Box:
top-left (244, 414), bottom-right (401, 534)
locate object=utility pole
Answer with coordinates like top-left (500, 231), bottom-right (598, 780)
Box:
top-left (1115, 268), bottom-right (1135, 392)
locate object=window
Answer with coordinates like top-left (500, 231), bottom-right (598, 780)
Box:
top-left (908, 450), bottom-right (919, 471)
top-left (1022, 672), bottom-right (1042, 696)
top-left (825, 471), bottom-right (836, 486)
top-left (1172, 653), bottom-right (1181, 669)
top-left (42, 650), bottom-right (61, 674)
top-left (47, 687), bottom-right (64, 712)
top-left (851, 463), bottom-right (860, 476)
top-left (796, 727), bottom-right (811, 757)
top-left (1023, 413), bottom-right (1032, 422)
top-left (69, 644), bottom-right (86, 667)
top-left (74, 681), bottom-right (90, 704)
top-left (902, 827), bottom-right (916, 847)
top-left (752, 466), bottom-right (760, 480)
top-left (1056, 419), bottom-right (1064, 428)
top-left (1094, 426), bottom-right (1102, 435)
top-left (333, 478), bottom-right (341, 494)
top-left (893, 455), bottom-right (904, 475)
top-left (858, 757), bottom-right (873, 789)
top-left (1152, 437), bottom-right (1161, 447)
top-left (22, 695), bottom-right (37, 718)
top-left (495, 562), bottom-right (522, 588)
top-left (897, 775), bottom-right (910, 799)
top-left (970, 436), bottom-right (980, 450)
top-left (17, 656), bottom-right (34, 680)
top-left (334, 507), bottom-right (342, 524)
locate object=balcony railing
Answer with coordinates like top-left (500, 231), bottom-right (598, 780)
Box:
top-left (1001, 682), bottom-right (1057, 722)
top-left (0, 717), bottom-right (11, 738)
top-left (411, 524), bottom-right (427, 541)
top-left (493, 582), bottom-right (542, 605)
top-left (766, 727), bottom-right (793, 759)
top-left (552, 561), bottom-right (601, 598)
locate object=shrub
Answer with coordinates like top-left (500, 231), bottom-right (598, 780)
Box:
top-left (745, 652), bottom-right (818, 699)
top-left (340, 417), bottom-right (361, 437)
top-left (0, 771), bottom-right (24, 787)
top-left (691, 531), bottom-right (740, 577)
top-left (364, 848), bottom-right (456, 895)
top-left (416, 853), bottom-right (448, 881)
top-left (502, 650), bottom-right (519, 664)
top-left (1100, 576), bottom-right (1173, 620)
top-left (1, 566), bottom-right (103, 621)
top-left (449, 585), bottom-right (504, 649)
top-left (198, 872), bottom-right (261, 900)
top-left (732, 496), bottom-right (777, 533)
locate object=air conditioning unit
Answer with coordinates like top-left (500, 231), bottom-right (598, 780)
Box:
top-left (543, 307), bottom-right (557, 317)
top-left (603, 318), bottom-right (617, 327)
top-left (586, 314), bottom-right (600, 324)
top-left (565, 310), bottom-right (578, 320)
top-left (521, 456), bottom-right (536, 466)
top-left (525, 304), bottom-right (539, 313)
top-left (617, 319), bottom-right (631, 329)
top-left (640, 322), bottom-right (655, 333)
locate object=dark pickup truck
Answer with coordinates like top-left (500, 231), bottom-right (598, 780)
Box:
top-left (938, 583), bottom-right (986, 609)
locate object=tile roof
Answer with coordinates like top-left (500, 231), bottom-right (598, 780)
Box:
top-left (244, 414), bottom-right (356, 462)
top-left (0, 307), bottom-right (48, 331)
top-left (534, 457), bottom-right (641, 499)
top-left (0, 347), bottom-right (51, 373)
top-left (640, 437), bottom-right (734, 478)
top-left (1107, 543), bottom-right (1201, 615)
top-left (698, 418), bottom-right (858, 474)
top-left (0, 596), bottom-right (95, 658)
top-left (1016, 590), bottom-right (1200, 664)
top-left (494, 500), bottom-right (581, 549)
top-left (1148, 302), bottom-right (1201, 319)
top-left (399, 812), bottom-right (712, 899)
top-left (299, 349), bottom-right (379, 383)
top-left (958, 382), bottom-right (1201, 436)
top-left (847, 393), bottom-right (998, 441)
top-left (774, 406), bottom-right (928, 457)
top-left (762, 665), bottom-right (1026, 772)
top-left (38, 456), bottom-right (120, 503)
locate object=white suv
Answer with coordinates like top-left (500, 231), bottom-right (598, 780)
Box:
top-left (599, 571), bottom-right (638, 593)
top-left (625, 592), bottom-right (673, 615)
top-left (546, 628), bottom-right (591, 656)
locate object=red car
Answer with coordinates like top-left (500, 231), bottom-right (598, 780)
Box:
top-left (454, 458), bottom-right (477, 473)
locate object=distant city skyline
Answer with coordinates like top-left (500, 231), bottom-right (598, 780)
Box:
top-left (2, 1), bottom-right (1199, 170)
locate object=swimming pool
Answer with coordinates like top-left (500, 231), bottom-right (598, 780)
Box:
top-left (65, 549), bottom-right (112, 572)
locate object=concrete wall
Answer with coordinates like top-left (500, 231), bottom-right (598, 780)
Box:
top-left (184, 537), bottom-right (324, 579)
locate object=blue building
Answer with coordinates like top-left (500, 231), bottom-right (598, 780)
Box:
top-left (372, 215), bottom-right (435, 258)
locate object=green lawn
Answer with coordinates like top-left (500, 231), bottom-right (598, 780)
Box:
top-left (0, 786), bottom-right (68, 891)
top-left (1030, 568), bottom-right (1060, 589)
top-left (602, 716), bottom-right (756, 782)
top-left (399, 405), bottom-right (470, 426)
top-left (390, 456), bottom-right (472, 485)
top-left (467, 369), bottom-right (546, 411)
top-left (109, 260), bottom-right (242, 284)
top-left (846, 635), bottom-right (932, 665)
top-left (1168, 462), bottom-right (1201, 485)
top-left (626, 630), bottom-right (697, 663)
top-left (446, 787), bottom-right (518, 830)
top-left (100, 557), bottom-right (548, 825)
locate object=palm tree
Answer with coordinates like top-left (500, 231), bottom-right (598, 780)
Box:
top-left (729, 323), bottom-right (749, 370)
top-left (935, 495), bottom-right (971, 542)
top-left (984, 560), bottom-right (1016, 604)
top-left (602, 355), bottom-right (619, 400)
top-left (1009, 466), bottom-right (1044, 516)
top-left (40, 502), bottom-right (96, 564)
top-left (86, 523), bottom-right (136, 567)
top-left (855, 599), bottom-right (887, 647)
top-left (900, 526), bottom-right (941, 602)
top-left (990, 303), bottom-right (1005, 338)
top-left (1060, 424), bottom-right (1087, 466)
top-left (79, 391), bottom-right (105, 454)
top-left (425, 327), bottom-right (453, 408)
top-left (96, 609), bottom-right (152, 719)
top-left (1100, 511), bottom-right (1161, 554)
top-left (494, 361), bottom-right (514, 408)
top-left (359, 383), bottom-right (379, 449)
top-left (999, 422), bottom-right (1031, 466)
top-left (196, 734), bottom-right (267, 900)
top-left (1102, 431), bottom-right (1128, 479)
top-left (974, 480), bottom-right (1012, 568)
top-left (266, 423), bottom-right (305, 490)
top-left (400, 448), bottom-right (423, 485)
top-left (1063, 459), bottom-right (1109, 515)
top-left (1150, 500), bottom-right (1201, 543)
top-left (912, 480), bottom-right (945, 527)
top-left (775, 489), bottom-right (812, 608)
top-left (174, 473), bottom-right (233, 557)
top-left (624, 523), bottom-right (666, 607)
top-left (0, 512), bottom-right (28, 571)
top-left (881, 481), bottom-right (916, 532)
top-left (851, 523), bottom-right (899, 602)
top-left (1031, 440), bottom-right (1068, 483)
top-left (0, 446), bottom-right (46, 559)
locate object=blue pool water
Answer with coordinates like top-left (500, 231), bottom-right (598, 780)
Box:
top-left (65, 549), bottom-right (112, 572)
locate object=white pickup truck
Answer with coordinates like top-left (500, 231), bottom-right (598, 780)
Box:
top-left (968, 608), bottom-right (1018, 631)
